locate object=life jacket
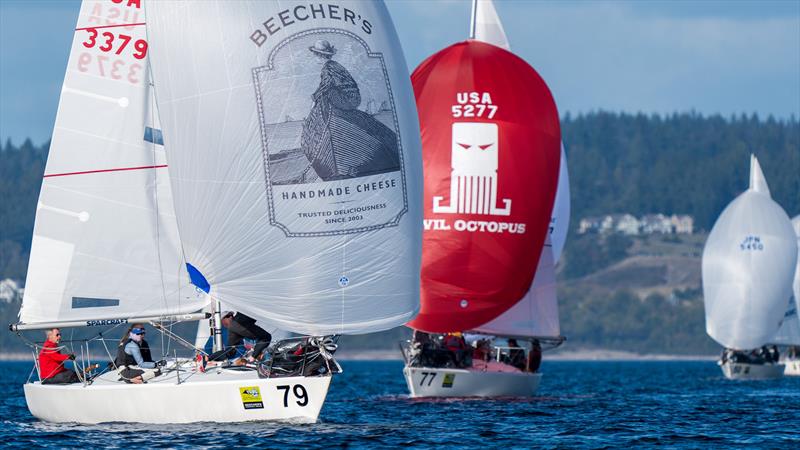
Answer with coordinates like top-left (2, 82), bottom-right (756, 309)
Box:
top-left (114, 339), bottom-right (139, 368)
top-left (140, 339), bottom-right (153, 363)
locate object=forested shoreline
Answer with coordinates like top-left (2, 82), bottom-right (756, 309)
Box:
top-left (1, 111), bottom-right (797, 354)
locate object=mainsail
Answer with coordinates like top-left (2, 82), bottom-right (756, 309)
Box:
top-left (144, 1), bottom-right (423, 335)
top-left (409, 25), bottom-right (561, 332)
top-left (469, 0), bottom-right (567, 338)
top-left (702, 155), bottom-right (798, 350)
top-left (19, 0), bottom-right (205, 326)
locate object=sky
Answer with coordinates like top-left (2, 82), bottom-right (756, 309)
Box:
top-left (0, 0), bottom-right (798, 145)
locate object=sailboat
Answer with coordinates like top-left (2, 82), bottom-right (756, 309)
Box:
top-left (11, 0), bottom-right (422, 423)
top-left (401, 0), bottom-right (564, 397)
top-left (774, 215), bottom-right (800, 376)
top-left (702, 155), bottom-right (798, 380)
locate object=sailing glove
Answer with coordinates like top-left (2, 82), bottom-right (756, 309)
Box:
top-left (156, 359), bottom-right (167, 367)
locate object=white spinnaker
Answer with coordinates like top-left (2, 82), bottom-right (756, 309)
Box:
top-left (473, 236), bottom-right (560, 338)
top-left (146, 1), bottom-right (422, 335)
top-left (19, 1), bottom-right (205, 325)
top-left (702, 155), bottom-right (798, 350)
top-left (468, 0), bottom-right (567, 337)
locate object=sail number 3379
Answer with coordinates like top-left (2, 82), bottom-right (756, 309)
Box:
top-left (82, 29), bottom-right (148, 59)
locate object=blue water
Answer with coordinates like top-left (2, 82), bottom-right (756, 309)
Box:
top-left (2, 360), bottom-right (799, 448)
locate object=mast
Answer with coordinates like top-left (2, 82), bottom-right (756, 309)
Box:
top-left (212, 295), bottom-right (223, 352)
top-left (470, 0), bottom-right (478, 39)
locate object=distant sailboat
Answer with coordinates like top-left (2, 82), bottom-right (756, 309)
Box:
top-left (702, 155), bottom-right (798, 380)
top-left (773, 215), bottom-right (800, 375)
top-left (402, 0), bottom-right (563, 397)
top-left (13, 0), bottom-right (422, 424)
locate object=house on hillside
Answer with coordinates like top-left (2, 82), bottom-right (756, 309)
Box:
top-left (614, 214), bottom-right (640, 235)
top-left (671, 215), bottom-right (694, 234)
top-left (641, 214), bottom-right (673, 234)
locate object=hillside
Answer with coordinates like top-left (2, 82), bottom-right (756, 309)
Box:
top-left (1, 112), bottom-right (797, 355)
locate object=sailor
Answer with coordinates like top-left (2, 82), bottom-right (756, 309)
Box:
top-left (208, 312), bottom-right (272, 363)
top-left (506, 338), bottom-right (527, 371)
top-left (114, 325), bottom-right (166, 384)
top-left (38, 328), bottom-right (80, 384)
top-left (527, 339), bottom-right (543, 373)
top-left (203, 325), bottom-right (248, 362)
top-left (443, 332), bottom-right (470, 368)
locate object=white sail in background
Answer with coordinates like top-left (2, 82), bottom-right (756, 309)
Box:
top-left (473, 236), bottom-right (559, 338)
top-left (145, 1), bottom-right (423, 335)
top-left (769, 297), bottom-right (800, 346)
top-left (702, 155), bottom-right (798, 350)
top-left (19, 1), bottom-right (205, 325)
top-left (471, 0), bottom-right (510, 50)
top-left (793, 216), bottom-right (800, 315)
top-left (772, 215), bottom-right (800, 345)
top-left (551, 144), bottom-right (571, 262)
top-left (467, 0), bottom-right (566, 338)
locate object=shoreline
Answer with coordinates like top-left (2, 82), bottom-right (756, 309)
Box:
top-left (331, 349), bottom-right (718, 361)
top-left (0, 349), bottom-right (718, 362)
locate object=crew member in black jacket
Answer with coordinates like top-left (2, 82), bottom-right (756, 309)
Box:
top-left (208, 312), bottom-right (272, 362)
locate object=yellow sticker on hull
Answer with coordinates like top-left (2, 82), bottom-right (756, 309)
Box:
top-left (442, 373), bottom-right (455, 388)
top-left (239, 386), bottom-right (264, 410)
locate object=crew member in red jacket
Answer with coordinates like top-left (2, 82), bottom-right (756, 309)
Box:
top-left (38, 328), bottom-right (80, 384)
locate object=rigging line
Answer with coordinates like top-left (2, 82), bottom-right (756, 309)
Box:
top-left (75, 22), bottom-right (146, 31)
top-left (43, 165), bottom-right (168, 178)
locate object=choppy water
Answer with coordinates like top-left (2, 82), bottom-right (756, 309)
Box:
top-left (1, 360), bottom-right (799, 448)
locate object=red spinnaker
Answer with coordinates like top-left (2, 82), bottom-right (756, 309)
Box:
top-left (408, 40), bottom-right (561, 333)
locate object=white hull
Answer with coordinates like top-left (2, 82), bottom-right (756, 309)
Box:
top-left (719, 360), bottom-right (784, 380)
top-left (403, 366), bottom-right (541, 398)
top-left (783, 358), bottom-right (800, 376)
top-left (25, 365), bottom-right (331, 424)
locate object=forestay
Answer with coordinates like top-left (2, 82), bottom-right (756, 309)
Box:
top-left (145, 1), bottom-right (422, 335)
top-left (19, 0), bottom-right (205, 326)
top-left (702, 155), bottom-right (798, 350)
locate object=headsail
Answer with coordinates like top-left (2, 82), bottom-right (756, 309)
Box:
top-left (702, 155), bottom-right (798, 349)
top-left (473, 236), bottom-right (560, 338)
top-left (471, 0), bottom-right (510, 50)
top-left (145, 1), bottom-right (422, 335)
top-left (19, 0), bottom-right (205, 327)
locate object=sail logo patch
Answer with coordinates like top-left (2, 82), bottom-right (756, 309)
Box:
top-left (434, 122), bottom-right (511, 217)
top-left (253, 28), bottom-right (409, 237)
top-left (442, 373), bottom-right (455, 388)
top-left (239, 386), bottom-right (264, 410)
